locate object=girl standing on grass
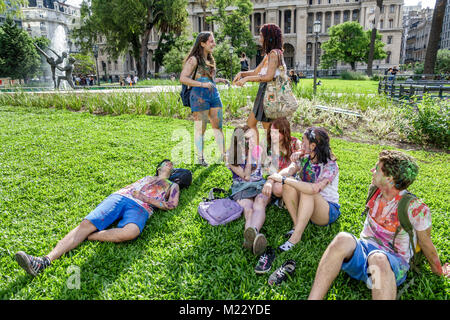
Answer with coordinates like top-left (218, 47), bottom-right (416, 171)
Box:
top-left (180, 32), bottom-right (229, 167)
top-left (264, 127), bottom-right (340, 252)
top-left (232, 23), bottom-right (286, 146)
top-left (227, 126), bottom-right (271, 256)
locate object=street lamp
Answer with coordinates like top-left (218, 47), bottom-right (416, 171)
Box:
top-left (93, 44), bottom-right (100, 86)
top-left (313, 20), bottom-right (321, 94)
top-left (229, 45), bottom-right (234, 82)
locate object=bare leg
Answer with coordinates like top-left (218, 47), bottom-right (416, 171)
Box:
top-left (237, 199), bottom-right (254, 230)
top-left (46, 219), bottom-right (97, 262)
top-left (209, 107), bottom-right (225, 160)
top-left (247, 112), bottom-right (259, 145)
top-left (288, 192), bottom-right (330, 245)
top-left (250, 194), bottom-right (271, 231)
top-left (87, 223), bottom-right (140, 243)
top-left (308, 232), bottom-right (356, 300)
top-left (193, 111), bottom-right (208, 162)
top-left (367, 253), bottom-right (397, 300)
top-left (282, 184), bottom-right (300, 227)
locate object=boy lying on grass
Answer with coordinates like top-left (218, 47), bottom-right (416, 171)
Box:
top-left (15, 160), bottom-right (180, 276)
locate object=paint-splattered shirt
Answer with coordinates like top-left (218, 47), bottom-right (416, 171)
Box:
top-left (360, 189), bottom-right (432, 264)
top-left (295, 156), bottom-right (339, 204)
top-left (115, 176), bottom-right (179, 215)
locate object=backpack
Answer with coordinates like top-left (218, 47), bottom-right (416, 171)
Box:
top-left (198, 188), bottom-right (243, 226)
top-left (180, 65), bottom-right (198, 107)
top-left (363, 185), bottom-right (423, 272)
top-left (169, 168), bottom-right (192, 189)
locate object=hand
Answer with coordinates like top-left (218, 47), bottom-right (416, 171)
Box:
top-left (268, 173), bottom-right (283, 183)
top-left (235, 78), bottom-right (246, 87)
top-left (290, 151), bottom-right (305, 162)
top-left (132, 190), bottom-right (142, 199)
top-left (443, 263), bottom-right (450, 278)
top-left (243, 174), bottom-right (250, 182)
top-left (201, 82), bottom-right (214, 90)
top-left (232, 72), bottom-right (242, 84)
top-left (262, 181), bottom-right (273, 197)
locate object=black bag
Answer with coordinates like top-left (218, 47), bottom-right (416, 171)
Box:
top-left (169, 168), bottom-right (192, 189)
top-left (180, 65), bottom-right (198, 107)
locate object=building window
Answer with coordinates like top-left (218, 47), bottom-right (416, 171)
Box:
top-left (380, 19), bottom-right (384, 29)
top-left (387, 36), bottom-right (393, 44)
top-left (390, 5), bottom-right (395, 13)
top-left (255, 12), bottom-right (261, 35)
top-left (386, 51), bottom-right (391, 64)
top-left (284, 10), bottom-right (291, 34)
top-left (389, 19), bottom-right (393, 29)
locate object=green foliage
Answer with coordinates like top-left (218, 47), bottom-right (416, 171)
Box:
top-left (398, 95), bottom-right (450, 148)
top-left (209, 0), bottom-right (257, 59)
top-left (213, 41), bottom-right (241, 80)
top-left (0, 18), bottom-right (41, 82)
top-left (162, 33), bottom-right (194, 74)
top-left (340, 71), bottom-right (369, 81)
top-left (0, 105), bottom-right (448, 300)
top-left (435, 49), bottom-right (450, 74)
top-left (320, 22), bottom-right (386, 70)
top-left (0, 0), bottom-right (26, 17)
top-left (72, 0), bottom-right (188, 77)
top-left (72, 53), bottom-right (96, 75)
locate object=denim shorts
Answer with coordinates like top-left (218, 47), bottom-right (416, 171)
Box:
top-left (310, 201), bottom-right (341, 226)
top-left (190, 77), bottom-right (223, 112)
top-left (84, 194), bottom-right (150, 234)
top-left (341, 233), bottom-right (409, 287)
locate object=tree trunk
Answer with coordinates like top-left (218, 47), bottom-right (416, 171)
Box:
top-left (367, 0), bottom-right (382, 76)
top-left (423, 0), bottom-right (448, 77)
top-left (351, 62), bottom-right (356, 70)
top-left (139, 29), bottom-right (151, 79)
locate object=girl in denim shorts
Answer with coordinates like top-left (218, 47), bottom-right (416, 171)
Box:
top-left (180, 32), bottom-right (230, 166)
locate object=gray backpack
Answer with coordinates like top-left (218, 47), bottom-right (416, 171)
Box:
top-left (198, 188), bottom-right (243, 226)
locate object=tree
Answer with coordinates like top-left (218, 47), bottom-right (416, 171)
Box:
top-left (209, 0), bottom-right (257, 59)
top-left (162, 33), bottom-right (194, 74)
top-left (435, 49), bottom-right (450, 74)
top-left (424, 0), bottom-right (448, 75)
top-left (213, 40), bottom-right (240, 79)
top-left (73, 0), bottom-right (188, 78)
top-left (0, 0), bottom-right (26, 17)
top-left (0, 17), bottom-right (42, 83)
top-left (320, 21), bottom-right (386, 70)
top-left (367, 0), bottom-right (383, 76)
top-left (72, 53), bottom-right (96, 75)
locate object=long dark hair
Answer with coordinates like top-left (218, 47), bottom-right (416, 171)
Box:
top-left (304, 127), bottom-right (336, 164)
top-left (228, 125), bottom-right (251, 166)
top-left (260, 23), bottom-right (283, 55)
top-left (267, 118), bottom-right (293, 160)
top-left (183, 32), bottom-right (216, 72)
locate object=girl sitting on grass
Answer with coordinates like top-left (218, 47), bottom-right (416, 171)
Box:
top-left (264, 127), bottom-right (340, 252)
top-left (227, 126), bottom-right (271, 256)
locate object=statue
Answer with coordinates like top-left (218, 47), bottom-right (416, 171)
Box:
top-left (33, 43), bottom-right (70, 89)
top-left (56, 56), bottom-right (76, 90)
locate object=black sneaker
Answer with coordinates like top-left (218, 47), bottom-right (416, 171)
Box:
top-left (254, 247), bottom-right (276, 274)
top-left (15, 251), bottom-right (51, 276)
top-left (268, 259), bottom-right (296, 286)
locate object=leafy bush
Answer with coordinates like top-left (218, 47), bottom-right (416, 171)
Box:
top-left (340, 71), bottom-right (369, 81)
top-left (398, 95), bottom-right (450, 148)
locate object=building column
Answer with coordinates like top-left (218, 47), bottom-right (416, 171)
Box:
top-left (340, 10), bottom-right (344, 24)
top-left (296, 6), bottom-right (307, 69)
top-left (332, 10), bottom-right (335, 26)
top-left (281, 10), bottom-right (285, 34)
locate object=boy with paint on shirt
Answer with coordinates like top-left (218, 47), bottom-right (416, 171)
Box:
top-left (308, 150), bottom-right (449, 300)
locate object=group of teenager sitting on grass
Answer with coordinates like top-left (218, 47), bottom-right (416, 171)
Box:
top-left (14, 23), bottom-right (449, 299)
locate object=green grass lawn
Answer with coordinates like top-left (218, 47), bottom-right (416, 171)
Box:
top-left (0, 105), bottom-right (448, 300)
top-left (297, 79), bottom-right (379, 94)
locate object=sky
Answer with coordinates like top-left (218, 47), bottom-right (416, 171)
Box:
top-left (65, 0), bottom-right (437, 9)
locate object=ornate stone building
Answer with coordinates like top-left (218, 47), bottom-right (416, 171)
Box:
top-left (188, 0), bottom-right (404, 72)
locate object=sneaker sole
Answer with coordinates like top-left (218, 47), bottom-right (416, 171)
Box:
top-left (253, 234), bottom-right (267, 256)
top-left (254, 266), bottom-right (272, 274)
top-left (15, 251), bottom-right (37, 276)
top-left (243, 227), bottom-right (257, 251)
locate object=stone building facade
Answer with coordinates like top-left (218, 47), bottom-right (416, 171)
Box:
top-left (441, 0), bottom-right (450, 50)
top-left (402, 6), bottom-right (433, 64)
top-left (188, 0), bottom-right (404, 72)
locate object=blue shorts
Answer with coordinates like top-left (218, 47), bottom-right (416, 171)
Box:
top-left (190, 77), bottom-right (223, 112)
top-left (341, 233), bottom-right (409, 287)
top-left (311, 201), bottom-right (341, 226)
top-left (84, 194), bottom-right (149, 234)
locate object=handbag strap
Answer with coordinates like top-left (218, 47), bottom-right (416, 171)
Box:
top-left (188, 64), bottom-right (199, 89)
